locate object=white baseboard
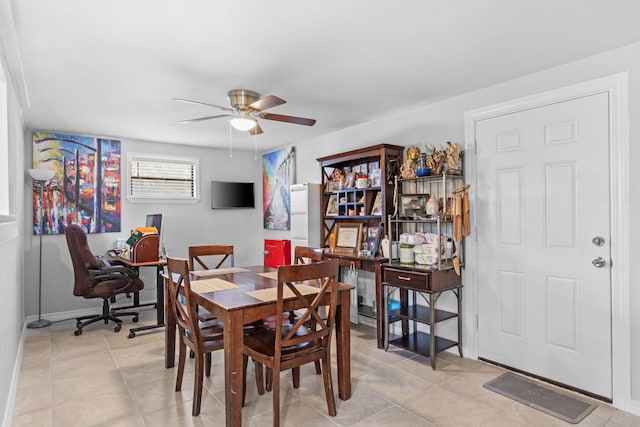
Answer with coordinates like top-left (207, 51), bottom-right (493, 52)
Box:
top-left (24, 297), bottom-right (158, 324)
top-left (2, 323), bottom-right (25, 427)
top-left (630, 399), bottom-right (640, 416)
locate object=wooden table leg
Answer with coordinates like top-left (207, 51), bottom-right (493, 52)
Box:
top-left (164, 276), bottom-right (176, 368)
top-left (336, 289), bottom-right (352, 400)
top-left (224, 310), bottom-right (244, 427)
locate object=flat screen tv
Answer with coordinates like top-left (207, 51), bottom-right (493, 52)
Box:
top-left (211, 181), bottom-right (255, 209)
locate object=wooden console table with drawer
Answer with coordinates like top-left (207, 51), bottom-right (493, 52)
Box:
top-left (382, 263), bottom-right (463, 369)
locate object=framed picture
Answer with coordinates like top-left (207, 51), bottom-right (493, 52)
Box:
top-left (366, 224), bottom-right (383, 256)
top-left (400, 195), bottom-right (427, 218)
top-left (334, 222), bottom-right (363, 253)
top-left (325, 195), bottom-right (338, 216)
top-left (370, 169), bottom-right (381, 187)
top-left (368, 161), bottom-right (380, 173)
top-left (344, 171), bottom-right (356, 188)
top-left (370, 192), bottom-right (382, 215)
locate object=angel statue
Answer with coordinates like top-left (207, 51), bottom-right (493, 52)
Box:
top-left (400, 146), bottom-right (420, 179)
top-left (445, 141), bottom-right (461, 174)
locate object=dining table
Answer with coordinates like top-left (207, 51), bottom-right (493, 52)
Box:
top-left (163, 264), bottom-right (353, 427)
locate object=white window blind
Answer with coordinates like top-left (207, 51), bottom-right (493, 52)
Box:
top-left (128, 154), bottom-right (199, 202)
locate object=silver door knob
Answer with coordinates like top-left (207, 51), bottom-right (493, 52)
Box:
top-left (592, 236), bottom-right (605, 246)
top-left (592, 257), bottom-right (607, 268)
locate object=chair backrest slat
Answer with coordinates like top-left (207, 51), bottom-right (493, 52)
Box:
top-left (294, 246), bottom-right (325, 265)
top-left (188, 245), bottom-right (235, 271)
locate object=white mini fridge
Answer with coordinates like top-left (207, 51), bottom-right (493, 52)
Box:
top-left (290, 183), bottom-right (321, 259)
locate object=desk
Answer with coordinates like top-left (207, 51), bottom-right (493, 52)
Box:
top-left (323, 251), bottom-right (387, 348)
top-left (111, 256), bottom-right (166, 338)
top-left (163, 265), bottom-right (353, 427)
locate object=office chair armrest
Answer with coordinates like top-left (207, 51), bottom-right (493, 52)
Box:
top-left (88, 267), bottom-right (137, 293)
top-left (99, 265), bottom-right (139, 277)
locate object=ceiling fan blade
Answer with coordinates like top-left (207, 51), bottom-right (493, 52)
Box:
top-left (249, 123), bottom-right (264, 135)
top-left (179, 114), bottom-right (231, 123)
top-left (259, 112), bottom-right (316, 126)
top-left (172, 98), bottom-right (234, 112)
top-left (249, 95), bottom-right (286, 111)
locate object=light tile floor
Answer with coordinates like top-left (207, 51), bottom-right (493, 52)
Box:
top-left (12, 308), bottom-right (640, 426)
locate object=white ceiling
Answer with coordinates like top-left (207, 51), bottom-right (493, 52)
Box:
top-left (4, 0), bottom-right (640, 151)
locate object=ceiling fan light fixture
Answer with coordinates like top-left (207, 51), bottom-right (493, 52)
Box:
top-left (229, 113), bottom-right (257, 131)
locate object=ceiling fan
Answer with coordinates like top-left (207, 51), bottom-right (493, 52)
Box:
top-left (173, 89), bottom-right (316, 135)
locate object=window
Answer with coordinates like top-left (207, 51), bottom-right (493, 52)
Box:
top-left (127, 153), bottom-right (199, 202)
top-left (0, 77), bottom-right (9, 215)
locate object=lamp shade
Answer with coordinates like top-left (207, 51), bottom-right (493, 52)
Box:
top-left (229, 116), bottom-right (257, 131)
top-left (28, 168), bottom-right (55, 182)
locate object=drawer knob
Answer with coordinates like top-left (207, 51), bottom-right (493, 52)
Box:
top-left (398, 276), bottom-right (411, 281)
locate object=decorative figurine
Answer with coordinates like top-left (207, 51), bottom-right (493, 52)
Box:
top-left (445, 141), bottom-right (461, 174)
top-left (400, 146), bottom-right (421, 179)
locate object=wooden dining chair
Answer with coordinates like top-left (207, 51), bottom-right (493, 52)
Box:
top-left (242, 260), bottom-right (340, 426)
top-left (263, 245), bottom-right (326, 391)
top-left (188, 245), bottom-right (235, 323)
top-left (166, 257), bottom-right (224, 416)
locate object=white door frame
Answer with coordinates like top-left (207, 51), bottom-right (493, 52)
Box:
top-left (463, 72), bottom-right (630, 410)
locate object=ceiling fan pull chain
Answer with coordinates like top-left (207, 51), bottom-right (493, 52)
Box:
top-left (228, 121), bottom-right (233, 159)
top-left (254, 132), bottom-right (258, 160)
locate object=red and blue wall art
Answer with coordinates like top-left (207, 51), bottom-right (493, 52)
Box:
top-left (262, 146), bottom-right (295, 230)
top-left (31, 132), bottom-right (121, 234)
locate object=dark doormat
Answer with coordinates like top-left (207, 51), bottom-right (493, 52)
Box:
top-left (483, 372), bottom-right (597, 424)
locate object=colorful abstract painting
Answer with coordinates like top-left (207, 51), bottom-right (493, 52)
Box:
top-left (262, 146), bottom-right (296, 230)
top-left (31, 132), bottom-right (121, 234)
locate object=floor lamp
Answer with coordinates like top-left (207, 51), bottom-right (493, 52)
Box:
top-left (27, 168), bottom-right (55, 329)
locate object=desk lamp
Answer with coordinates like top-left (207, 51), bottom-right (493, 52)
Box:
top-left (27, 167), bottom-right (55, 328)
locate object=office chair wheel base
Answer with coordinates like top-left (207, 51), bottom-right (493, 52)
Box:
top-left (114, 324), bottom-right (122, 333)
top-left (74, 329), bottom-right (82, 336)
top-left (76, 321), bottom-right (82, 329)
top-left (132, 316), bottom-right (139, 323)
top-left (128, 331), bottom-right (135, 339)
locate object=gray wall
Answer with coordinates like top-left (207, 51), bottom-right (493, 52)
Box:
top-left (24, 138), bottom-right (268, 315)
top-left (1, 59), bottom-right (26, 426)
top-left (10, 41), bottom-right (640, 421)
top-left (290, 42), bottom-right (640, 408)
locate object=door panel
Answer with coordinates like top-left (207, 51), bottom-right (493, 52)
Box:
top-left (476, 92), bottom-right (612, 398)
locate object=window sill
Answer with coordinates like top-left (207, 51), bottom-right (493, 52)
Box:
top-left (126, 197), bottom-right (201, 204)
top-left (0, 215), bottom-right (18, 245)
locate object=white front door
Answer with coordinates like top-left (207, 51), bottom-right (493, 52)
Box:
top-left (476, 91), bottom-right (612, 398)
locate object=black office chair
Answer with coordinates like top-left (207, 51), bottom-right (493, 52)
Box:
top-left (65, 224), bottom-right (144, 335)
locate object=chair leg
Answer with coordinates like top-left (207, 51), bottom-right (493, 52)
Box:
top-left (292, 367), bottom-right (300, 389)
top-left (272, 364), bottom-right (281, 427)
top-left (254, 361), bottom-right (265, 395)
top-left (321, 356), bottom-right (336, 417)
top-left (242, 355), bottom-right (248, 407)
top-left (266, 367), bottom-right (273, 392)
top-left (314, 360), bottom-right (322, 375)
top-left (192, 352), bottom-right (204, 416)
top-left (176, 338), bottom-right (186, 392)
top-left (205, 352), bottom-right (212, 377)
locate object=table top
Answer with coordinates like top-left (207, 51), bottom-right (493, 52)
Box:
top-left (182, 265), bottom-right (353, 312)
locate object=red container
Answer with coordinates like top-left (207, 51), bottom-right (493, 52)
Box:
top-left (263, 239), bottom-right (291, 268)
